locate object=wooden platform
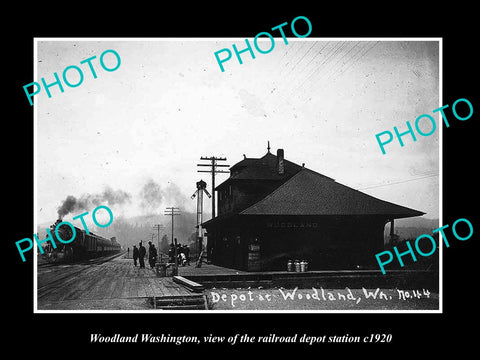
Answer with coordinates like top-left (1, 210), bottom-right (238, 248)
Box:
top-left (176, 263), bottom-right (438, 291)
top-left (36, 258), bottom-right (438, 311)
top-left (37, 257), bottom-right (206, 310)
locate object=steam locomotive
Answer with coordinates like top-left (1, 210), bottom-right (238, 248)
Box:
top-left (42, 219), bottom-right (122, 263)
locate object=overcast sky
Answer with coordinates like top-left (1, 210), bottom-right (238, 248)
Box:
top-left (35, 38), bottom-right (440, 227)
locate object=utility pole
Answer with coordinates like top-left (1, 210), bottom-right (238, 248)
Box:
top-left (152, 224), bottom-right (165, 251)
top-left (197, 156), bottom-right (229, 219)
top-left (164, 207), bottom-right (180, 274)
top-left (164, 207), bottom-right (180, 245)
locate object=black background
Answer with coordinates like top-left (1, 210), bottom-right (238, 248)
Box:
top-left (6, 3), bottom-right (478, 355)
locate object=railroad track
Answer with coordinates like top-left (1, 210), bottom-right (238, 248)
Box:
top-left (37, 251), bottom-right (126, 299)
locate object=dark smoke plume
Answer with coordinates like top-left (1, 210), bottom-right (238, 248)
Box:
top-left (57, 186), bottom-right (131, 219)
top-left (56, 195), bottom-right (80, 219)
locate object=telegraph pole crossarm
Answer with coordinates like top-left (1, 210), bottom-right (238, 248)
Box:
top-left (197, 156), bottom-right (230, 220)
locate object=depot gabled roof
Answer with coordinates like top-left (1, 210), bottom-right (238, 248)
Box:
top-left (240, 168), bottom-right (424, 218)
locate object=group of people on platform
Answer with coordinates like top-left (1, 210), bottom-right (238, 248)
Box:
top-left (127, 239), bottom-right (191, 269)
top-left (168, 241), bottom-right (190, 266)
top-left (129, 241), bottom-right (157, 269)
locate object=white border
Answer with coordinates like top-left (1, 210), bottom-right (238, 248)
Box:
top-left (33, 40), bottom-right (39, 312)
top-left (438, 38), bottom-right (443, 314)
top-left (33, 37), bottom-right (443, 314)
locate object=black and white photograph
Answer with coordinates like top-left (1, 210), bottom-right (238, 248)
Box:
top-left (7, 5), bottom-right (478, 354)
top-left (33, 38), bottom-right (440, 312)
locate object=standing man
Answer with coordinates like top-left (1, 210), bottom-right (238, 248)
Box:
top-left (183, 245), bottom-right (190, 266)
top-left (148, 241), bottom-right (153, 260)
top-left (132, 245), bottom-right (139, 267)
top-left (138, 241), bottom-right (146, 269)
top-left (149, 243), bottom-right (158, 269)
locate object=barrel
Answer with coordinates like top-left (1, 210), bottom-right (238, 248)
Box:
top-left (155, 263), bottom-right (166, 277)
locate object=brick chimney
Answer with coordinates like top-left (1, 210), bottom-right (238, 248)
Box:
top-left (277, 149), bottom-right (285, 175)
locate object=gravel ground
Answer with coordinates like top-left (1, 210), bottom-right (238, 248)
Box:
top-left (205, 287), bottom-right (439, 311)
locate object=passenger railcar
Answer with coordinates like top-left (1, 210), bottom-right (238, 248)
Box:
top-left (42, 219), bottom-right (121, 263)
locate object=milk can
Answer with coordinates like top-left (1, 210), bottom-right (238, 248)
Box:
top-left (294, 260), bottom-right (301, 272)
top-left (287, 259), bottom-right (294, 272)
top-left (300, 260), bottom-right (306, 272)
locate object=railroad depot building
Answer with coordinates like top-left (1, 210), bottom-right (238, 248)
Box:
top-left (202, 147), bottom-right (424, 271)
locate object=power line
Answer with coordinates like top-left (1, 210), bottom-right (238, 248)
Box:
top-left (278, 41), bottom-right (309, 77)
top-left (284, 42), bottom-right (316, 81)
top-left (333, 41), bottom-right (379, 80)
top-left (323, 41), bottom-right (361, 81)
top-left (357, 173), bottom-right (438, 190)
top-left (291, 41), bottom-right (346, 96)
top-left (296, 41), bottom-right (329, 78)
top-left (265, 42), bottom-right (341, 111)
